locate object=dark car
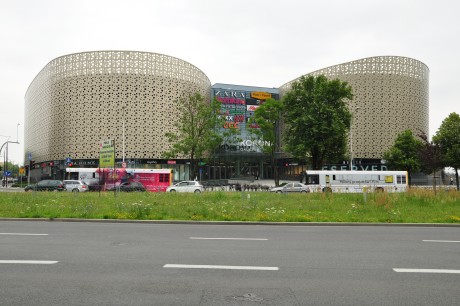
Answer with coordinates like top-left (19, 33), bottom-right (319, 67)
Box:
top-left (108, 182), bottom-right (146, 192)
top-left (24, 180), bottom-right (65, 192)
top-left (84, 178), bottom-right (103, 191)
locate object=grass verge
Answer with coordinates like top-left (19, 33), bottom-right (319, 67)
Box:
top-left (0, 189), bottom-right (459, 223)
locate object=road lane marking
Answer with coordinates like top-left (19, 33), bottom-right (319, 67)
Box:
top-left (190, 237), bottom-right (268, 241)
top-left (164, 264), bottom-right (278, 271)
top-left (423, 240), bottom-right (460, 243)
top-left (0, 233), bottom-right (48, 236)
top-left (393, 268), bottom-right (460, 274)
top-left (0, 260), bottom-right (58, 264)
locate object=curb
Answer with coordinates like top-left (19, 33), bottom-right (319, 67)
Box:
top-left (0, 218), bottom-right (459, 227)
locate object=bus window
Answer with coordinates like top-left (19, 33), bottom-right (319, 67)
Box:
top-left (326, 175), bottom-right (330, 184)
top-left (397, 175), bottom-right (406, 184)
top-left (306, 174), bottom-right (319, 185)
top-left (385, 175), bottom-right (393, 183)
top-left (159, 173), bottom-right (169, 182)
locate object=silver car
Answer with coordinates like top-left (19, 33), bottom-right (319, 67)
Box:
top-left (270, 182), bottom-right (310, 193)
top-left (166, 181), bottom-right (203, 193)
top-left (63, 180), bottom-right (89, 192)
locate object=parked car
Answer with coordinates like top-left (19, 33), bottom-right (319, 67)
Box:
top-left (24, 180), bottom-right (65, 192)
top-left (63, 180), bottom-right (88, 192)
top-left (270, 182), bottom-right (310, 193)
top-left (107, 181), bottom-right (146, 192)
top-left (84, 178), bottom-right (103, 191)
top-left (166, 181), bottom-right (203, 193)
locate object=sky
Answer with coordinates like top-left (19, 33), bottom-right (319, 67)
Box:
top-left (1, 0), bottom-right (459, 165)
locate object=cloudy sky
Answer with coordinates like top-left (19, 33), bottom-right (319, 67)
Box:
top-left (1, 0), bottom-right (459, 165)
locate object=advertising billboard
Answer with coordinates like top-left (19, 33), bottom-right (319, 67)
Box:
top-left (99, 139), bottom-right (115, 168)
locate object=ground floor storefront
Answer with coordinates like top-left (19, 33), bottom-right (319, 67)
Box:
top-left (27, 155), bottom-right (308, 183)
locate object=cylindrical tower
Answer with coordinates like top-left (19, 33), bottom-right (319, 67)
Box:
top-left (24, 51), bottom-right (211, 163)
top-left (279, 56), bottom-right (429, 159)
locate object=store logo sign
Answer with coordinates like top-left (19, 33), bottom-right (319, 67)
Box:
top-left (251, 92), bottom-right (271, 100)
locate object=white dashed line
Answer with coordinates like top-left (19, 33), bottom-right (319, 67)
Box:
top-left (0, 260), bottom-right (58, 264)
top-left (0, 233), bottom-right (48, 236)
top-left (164, 264), bottom-right (278, 271)
top-left (190, 237), bottom-right (268, 241)
top-left (393, 268), bottom-right (460, 274)
top-left (423, 240), bottom-right (460, 243)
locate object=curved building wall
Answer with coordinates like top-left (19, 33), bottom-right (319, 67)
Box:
top-left (25, 51), bottom-right (211, 163)
top-left (279, 56), bottom-right (429, 159)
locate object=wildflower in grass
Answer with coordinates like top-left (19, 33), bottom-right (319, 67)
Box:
top-left (264, 207), bottom-right (285, 215)
top-left (347, 203), bottom-right (359, 214)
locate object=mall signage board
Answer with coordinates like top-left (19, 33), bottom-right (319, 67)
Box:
top-left (99, 139), bottom-right (115, 168)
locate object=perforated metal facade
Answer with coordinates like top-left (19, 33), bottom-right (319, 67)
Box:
top-left (279, 56), bottom-right (429, 159)
top-left (24, 53), bottom-right (429, 180)
top-left (25, 51), bottom-right (211, 163)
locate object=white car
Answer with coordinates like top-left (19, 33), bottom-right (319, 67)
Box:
top-left (63, 180), bottom-right (89, 192)
top-left (166, 181), bottom-right (203, 193)
top-left (270, 182), bottom-right (310, 193)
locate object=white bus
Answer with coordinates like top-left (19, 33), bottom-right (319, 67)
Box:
top-left (304, 170), bottom-right (408, 193)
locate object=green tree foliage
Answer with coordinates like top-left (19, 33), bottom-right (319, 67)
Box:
top-left (433, 112), bottom-right (460, 190)
top-left (282, 75), bottom-right (353, 169)
top-left (248, 98), bottom-right (284, 186)
top-left (382, 130), bottom-right (423, 185)
top-left (163, 93), bottom-right (224, 180)
top-left (417, 131), bottom-right (444, 193)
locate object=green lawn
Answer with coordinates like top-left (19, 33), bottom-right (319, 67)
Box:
top-left (0, 189), bottom-right (459, 223)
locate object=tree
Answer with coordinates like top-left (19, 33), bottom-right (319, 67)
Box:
top-left (248, 98), bottom-right (284, 186)
top-left (382, 130), bottom-right (423, 186)
top-left (433, 112), bottom-right (460, 191)
top-left (282, 75), bottom-right (353, 169)
top-left (163, 93), bottom-right (224, 180)
top-left (417, 131), bottom-right (444, 194)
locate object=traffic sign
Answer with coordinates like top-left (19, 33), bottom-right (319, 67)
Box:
top-left (4, 171), bottom-right (11, 177)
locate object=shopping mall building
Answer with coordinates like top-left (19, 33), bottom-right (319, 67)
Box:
top-left (24, 51), bottom-right (429, 182)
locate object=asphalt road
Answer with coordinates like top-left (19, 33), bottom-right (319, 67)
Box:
top-left (0, 221), bottom-right (459, 305)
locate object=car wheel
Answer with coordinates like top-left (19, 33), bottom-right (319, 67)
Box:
top-left (194, 189), bottom-right (201, 193)
top-left (169, 189), bottom-right (176, 192)
top-left (276, 190), bottom-right (282, 194)
top-left (300, 190), bottom-right (307, 193)
top-left (72, 189), bottom-right (79, 193)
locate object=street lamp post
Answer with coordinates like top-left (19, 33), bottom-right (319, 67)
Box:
top-left (1, 123), bottom-right (21, 188)
top-left (1, 140), bottom-right (19, 188)
top-left (122, 106), bottom-right (125, 163)
top-left (350, 107), bottom-right (360, 170)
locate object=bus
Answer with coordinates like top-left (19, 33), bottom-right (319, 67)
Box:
top-left (304, 170), bottom-right (408, 193)
top-left (66, 168), bottom-right (173, 192)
